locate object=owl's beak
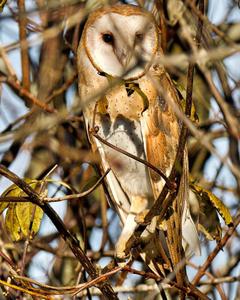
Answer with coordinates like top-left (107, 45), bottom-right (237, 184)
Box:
top-left (116, 48), bottom-right (132, 70)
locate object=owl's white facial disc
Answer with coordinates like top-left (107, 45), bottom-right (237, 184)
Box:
top-left (84, 12), bottom-right (158, 80)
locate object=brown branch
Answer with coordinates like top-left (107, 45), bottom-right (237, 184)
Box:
top-left (123, 266), bottom-right (210, 300)
top-left (0, 47), bottom-right (18, 78)
top-left (202, 70), bottom-right (240, 140)
top-left (45, 168), bottom-right (110, 202)
top-left (45, 72), bottom-right (78, 103)
top-left (18, 0), bottom-right (30, 91)
top-left (10, 266), bottom-right (124, 297)
top-left (0, 72), bottom-right (77, 131)
top-left (0, 75), bottom-right (56, 113)
top-left (200, 276), bottom-right (240, 285)
top-left (184, 0), bottom-right (234, 45)
top-left (0, 279), bottom-right (50, 299)
top-left (0, 250), bottom-right (16, 271)
top-left (0, 164), bottom-right (119, 300)
top-left (0, 170), bottom-right (110, 203)
top-left (188, 261), bottom-right (228, 300)
top-left (73, 266), bottom-right (124, 296)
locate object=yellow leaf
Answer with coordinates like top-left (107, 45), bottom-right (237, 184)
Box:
top-left (191, 184), bottom-right (233, 226)
top-left (198, 224), bottom-right (214, 241)
top-left (5, 205), bottom-right (21, 241)
top-left (0, 202), bottom-right (9, 215)
top-left (1, 179), bottom-right (45, 241)
top-left (173, 80), bottom-right (199, 123)
top-left (1, 179), bottom-right (39, 198)
top-left (0, 182), bottom-right (26, 216)
top-left (126, 82), bottom-right (149, 114)
top-left (16, 202), bottom-right (43, 239)
top-left (198, 221), bottom-right (222, 242)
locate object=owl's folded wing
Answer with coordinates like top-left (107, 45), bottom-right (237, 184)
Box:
top-left (140, 70), bottom-right (200, 257)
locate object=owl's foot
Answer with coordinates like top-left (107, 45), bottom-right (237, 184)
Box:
top-left (115, 212), bottom-right (139, 260)
top-left (115, 232), bottom-right (136, 260)
top-left (116, 196), bottom-right (150, 260)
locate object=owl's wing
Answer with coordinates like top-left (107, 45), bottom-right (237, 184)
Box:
top-left (83, 115), bottom-right (130, 224)
top-left (94, 136), bottom-right (130, 224)
top-left (140, 70), bottom-right (180, 198)
top-left (140, 69), bottom-right (200, 257)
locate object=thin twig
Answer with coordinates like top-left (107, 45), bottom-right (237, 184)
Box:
top-left (0, 279), bottom-right (50, 299)
top-left (0, 169), bottom-right (110, 203)
top-left (0, 75), bottom-right (56, 113)
top-left (0, 47), bottom-right (18, 78)
top-left (45, 72), bottom-right (78, 103)
top-left (0, 164), bottom-right (119, 300)
top-left (192, 212), bottom-right (240, 286)
top-left (18, 0), bottom-right (30, 91)
top-left (92, 132), bottom-right (175, 190)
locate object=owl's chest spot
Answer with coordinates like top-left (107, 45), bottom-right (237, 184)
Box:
top-left (104, 82), bottom-right (153, 120)
top-left (107, 85), bottom-right (142, 119)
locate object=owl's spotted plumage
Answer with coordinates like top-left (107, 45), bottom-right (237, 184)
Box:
top-left (77, 3), bottom-right (199, 283)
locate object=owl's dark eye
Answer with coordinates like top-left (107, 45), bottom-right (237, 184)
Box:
top-left (102, 33), bottom-right (114, 44)
top-left (135, 33), bottom-right (144, 42)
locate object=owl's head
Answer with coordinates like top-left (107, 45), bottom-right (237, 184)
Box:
top-left (81, 5), bottom-right (159, 80)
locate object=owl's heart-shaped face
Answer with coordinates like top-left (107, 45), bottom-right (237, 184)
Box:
top-left (82, 6), bottom-right (159, 80)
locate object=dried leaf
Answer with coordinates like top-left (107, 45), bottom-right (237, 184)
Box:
top-left (190, 183), bottom-right (233, 241)
top-left (191, 184), bottom-right (233, 226)
top-left (198, 224), bottom-right (215, 241)
top-left (167, 0), bottom-right (185, 26)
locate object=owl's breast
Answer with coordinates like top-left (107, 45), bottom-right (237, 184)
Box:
top-left (104, 78), bottom-right (158, 120)
top-left (95, 113), bottom-right (153, 198)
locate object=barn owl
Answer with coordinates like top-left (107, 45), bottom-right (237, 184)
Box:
top-left (77, 4), bottom-right (199, 283)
